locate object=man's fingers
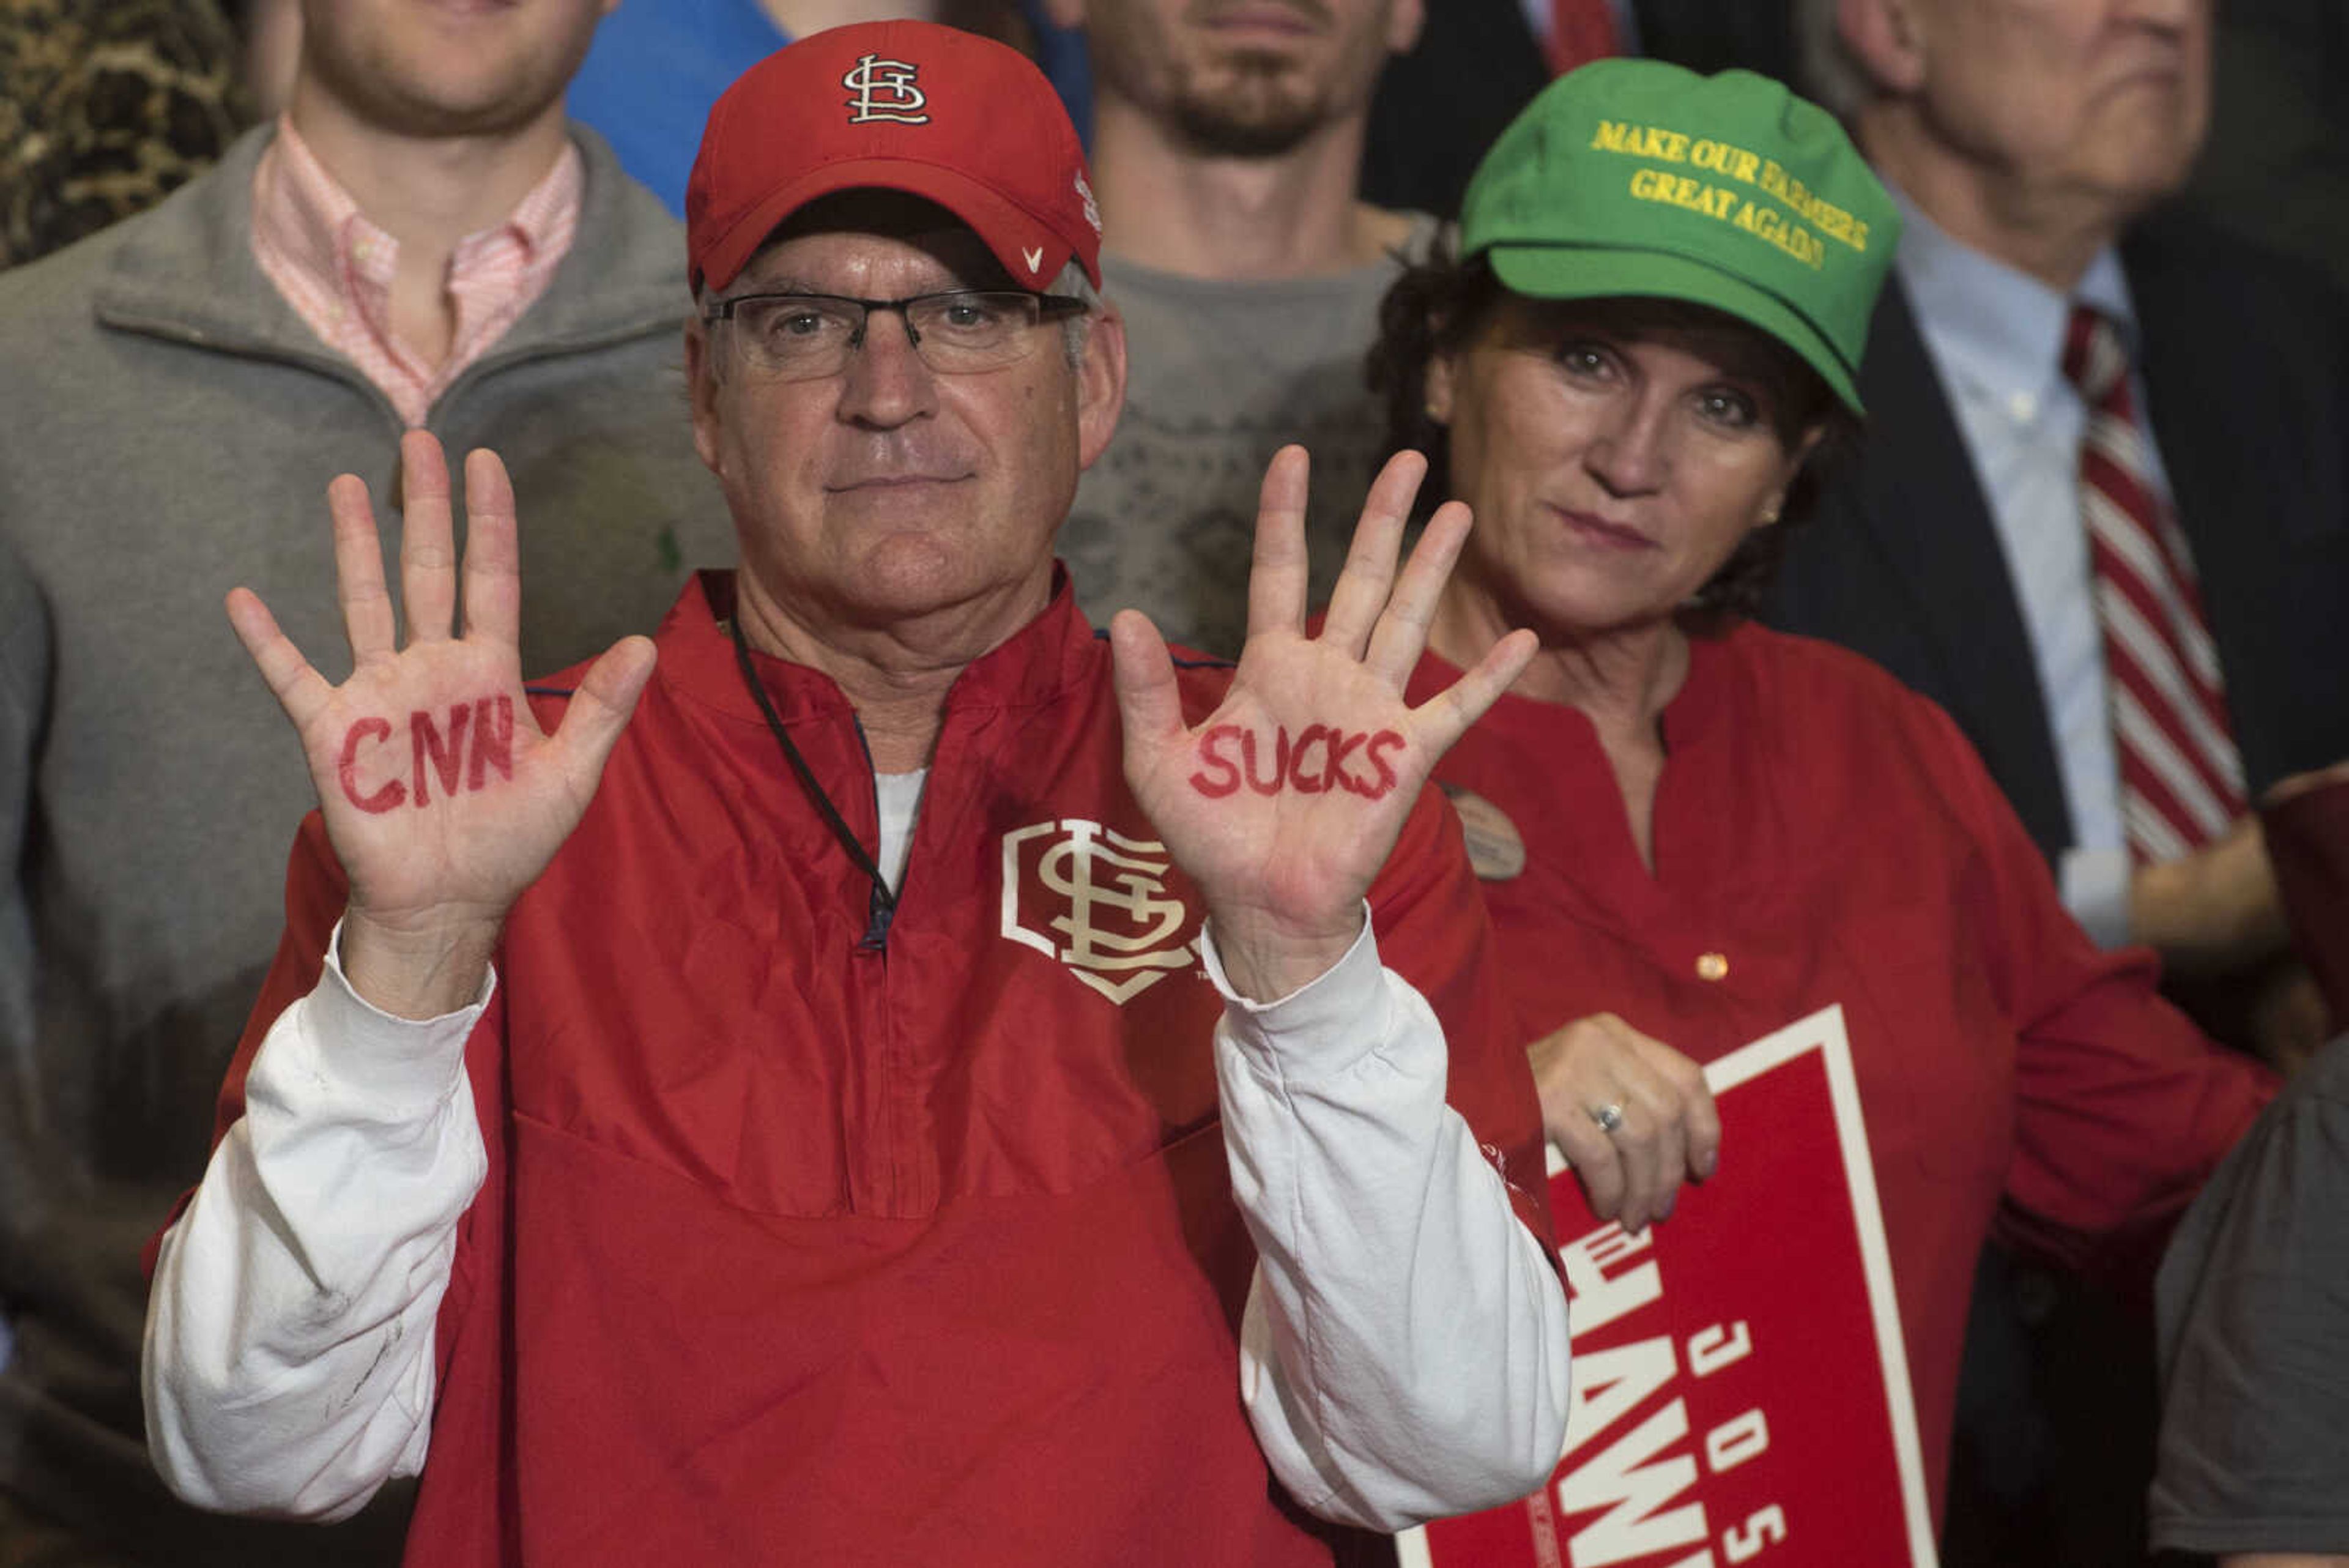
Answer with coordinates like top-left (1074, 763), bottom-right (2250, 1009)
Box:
top-left (1319, 449), bottom-right (1426, 659)
top-left (1362, 492), bottom-right (1462, 683)
top-left (549, 634), bottom-right (656, 793)
top-left (1107, 609), bottom-right (1185, 760)
top-left (328, 474), bottom-right (396, 664)
top-left (225, 588), bottom-right (333, 731)
top-left (461, 448), bottom-right (522, 650)
top-left (1243, 445), bottom-right (1312, 645)
top-left (398, 431), bottom-right (459, 647)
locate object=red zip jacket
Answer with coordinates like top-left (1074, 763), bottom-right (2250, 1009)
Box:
top-left (203, 572), bottom-right (1553, 1566)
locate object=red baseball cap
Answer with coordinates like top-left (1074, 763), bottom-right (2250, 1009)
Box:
top-left (685, 21), bottom-right (1104, 295)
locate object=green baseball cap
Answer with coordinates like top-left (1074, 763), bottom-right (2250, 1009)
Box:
top-left (1459, 58), bottom-right (1899, 413)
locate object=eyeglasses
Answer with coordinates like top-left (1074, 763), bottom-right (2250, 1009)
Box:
top-left (703, 289), bottom-right (1091, 380)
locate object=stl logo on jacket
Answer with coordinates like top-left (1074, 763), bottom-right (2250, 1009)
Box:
top-left (1001, 819), bottom-right (1202, 1004)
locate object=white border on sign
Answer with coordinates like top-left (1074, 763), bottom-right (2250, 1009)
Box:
top-left (1397, 1004), bottom-right (1938, 1568)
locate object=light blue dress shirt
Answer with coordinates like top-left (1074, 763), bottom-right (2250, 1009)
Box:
top-left (1890, 190), bottom-right (2186, 949)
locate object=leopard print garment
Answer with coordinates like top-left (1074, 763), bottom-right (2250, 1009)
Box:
top-left (1, 0), bottom-right (253, 270)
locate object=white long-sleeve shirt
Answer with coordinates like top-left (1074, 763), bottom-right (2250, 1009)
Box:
top-left (146, 910), bottom-right (1572, 1535)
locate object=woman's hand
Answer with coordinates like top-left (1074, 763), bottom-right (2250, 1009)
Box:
top-left (1111, 445), bottom-right (1535, 1001)
top-left (1529, 1013), bottom-right (1720, 1233)
top-left (226, 431), bottom-right (655, 1018)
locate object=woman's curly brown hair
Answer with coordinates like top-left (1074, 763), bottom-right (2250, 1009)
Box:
top-left (1365, 235), bottom-right (1861, 634)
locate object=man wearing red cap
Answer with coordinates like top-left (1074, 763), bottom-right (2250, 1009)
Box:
top-left (141, 24), bottom-right (1572, 1565)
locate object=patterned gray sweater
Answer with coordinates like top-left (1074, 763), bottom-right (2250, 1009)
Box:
top-left (1058, 215), bottom-right (1439, 658)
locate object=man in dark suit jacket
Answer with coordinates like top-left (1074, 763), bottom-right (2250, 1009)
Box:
top-left (1765, 1), bottom-right (2349, 1562)
top-left (1774, 223), bottom-right (2349, 927)
top-left (1768, 0), bottom-right (2349, 1041)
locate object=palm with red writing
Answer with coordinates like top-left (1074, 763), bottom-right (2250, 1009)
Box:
top-left (1112, 447), bottom-right (1535, 1001)
top-left (227, 431), bottom-right (655, 1018)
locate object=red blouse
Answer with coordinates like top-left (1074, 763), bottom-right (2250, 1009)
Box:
top-left (1412, 621), bottom-right (2274, 1526)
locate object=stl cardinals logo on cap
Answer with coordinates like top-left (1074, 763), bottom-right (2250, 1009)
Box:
top-left (844, 54), bottom-right (929, 124)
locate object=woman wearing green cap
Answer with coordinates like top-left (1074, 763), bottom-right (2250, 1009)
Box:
top-left (1368, 58), bottom-right (2273, 1530)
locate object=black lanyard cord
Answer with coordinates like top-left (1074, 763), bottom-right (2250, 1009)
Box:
top-left (727, 611), bottom-right (899, 946)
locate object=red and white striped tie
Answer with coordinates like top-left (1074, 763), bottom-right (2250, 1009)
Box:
top-left (2062, 303), bottom-right (2246, 864)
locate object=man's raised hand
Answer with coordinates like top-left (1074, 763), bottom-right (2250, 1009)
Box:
top-left (226, 431), bottom-right (654, 1018)
top-left (1111, 446), bottom-right (1534, 1001)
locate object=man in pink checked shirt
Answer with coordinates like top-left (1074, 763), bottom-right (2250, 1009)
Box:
top-left (0, 2), bottom-right (734, 1562)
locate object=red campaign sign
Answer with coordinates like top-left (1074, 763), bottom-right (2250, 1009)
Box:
top-left (1398, 1006), bottom-right (1937, 1568)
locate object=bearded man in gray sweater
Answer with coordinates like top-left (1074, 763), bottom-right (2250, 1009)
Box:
top-left (0, 2), bottom-right (733, 1561)
top-left (1042, 0), bottom-right (1437, 658)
